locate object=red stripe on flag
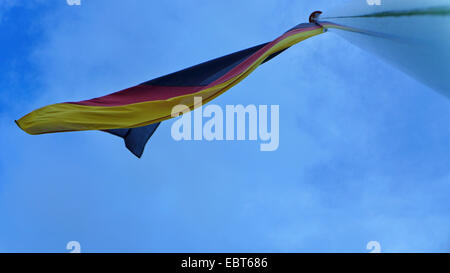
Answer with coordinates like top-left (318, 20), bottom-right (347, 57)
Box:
top-left (68, 85), bottom-right (202, 107)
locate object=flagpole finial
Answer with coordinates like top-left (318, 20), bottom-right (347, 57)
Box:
top-left (309, 11), bottom-right (323, 23)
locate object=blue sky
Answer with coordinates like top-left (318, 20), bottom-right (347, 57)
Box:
top-left (0, 0), bottom-right (449, 253)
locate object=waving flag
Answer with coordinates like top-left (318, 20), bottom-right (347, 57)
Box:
top-left (16, 20), bottom-right (327, 157)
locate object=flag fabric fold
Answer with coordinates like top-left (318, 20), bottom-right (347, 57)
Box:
top-left (16, 22), bottom-right (329, 157)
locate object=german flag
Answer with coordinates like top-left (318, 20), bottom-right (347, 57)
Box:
top-left (16, 19), bottom-right (343, 158)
